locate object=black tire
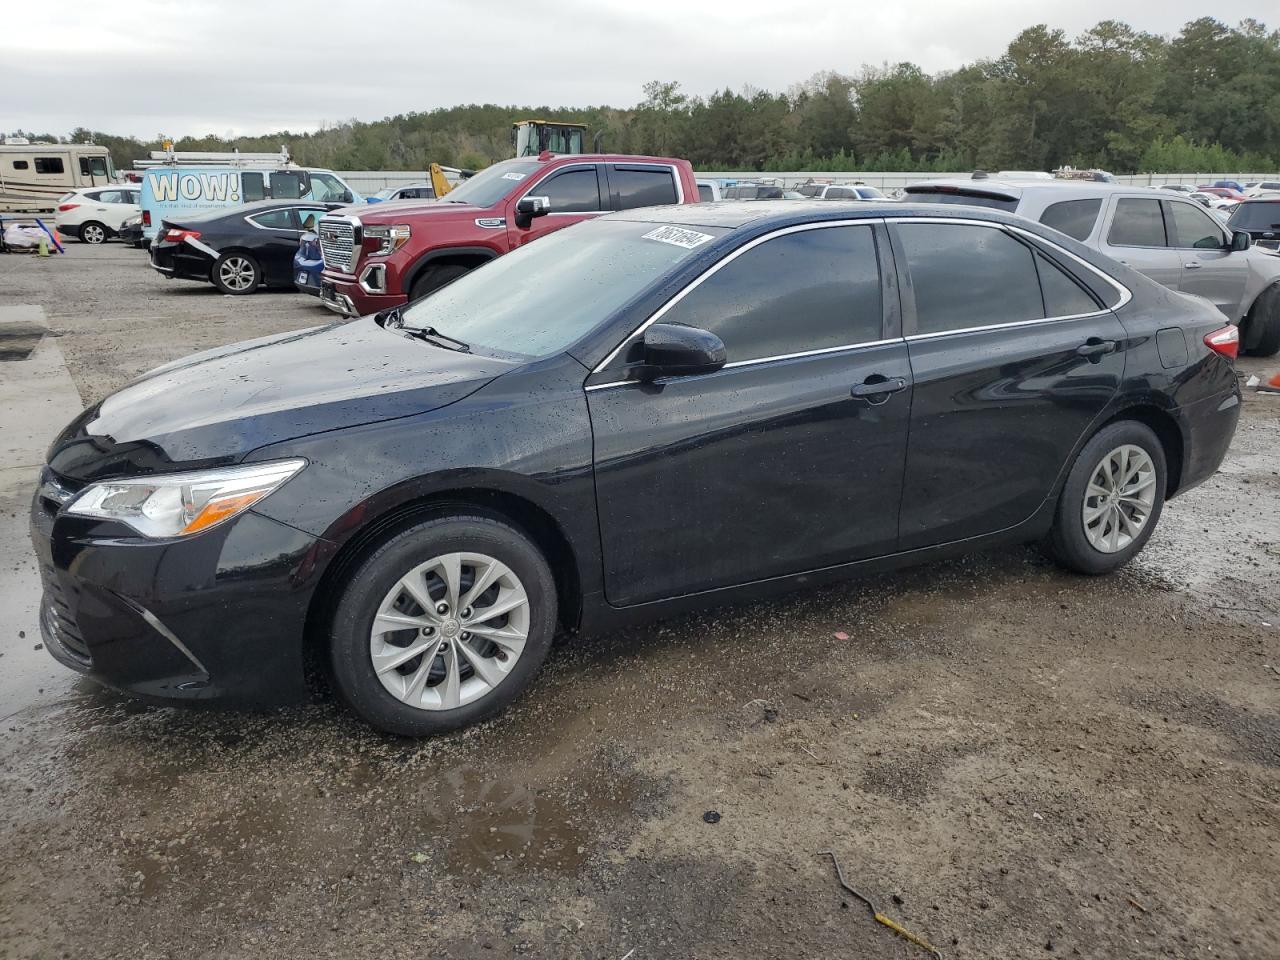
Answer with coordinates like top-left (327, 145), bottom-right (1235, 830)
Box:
top-left (329, 515), bottom-right (558, 736)
top-left (78, 221), bottom-right (108, 244)
top-left (1044, 420), bottom-right (1167, 575)
top-left (211, 252), bottom-right (262, 295)
top-left (1242, 285), bottom-right (1280, 358)
top-left (408, 263), bottom-right (470, 302)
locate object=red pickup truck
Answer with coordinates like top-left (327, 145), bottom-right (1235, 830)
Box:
top-left (317, 153), bottom-right (700, 316)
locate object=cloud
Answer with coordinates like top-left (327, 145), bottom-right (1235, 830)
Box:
top-left (0, 0), bottom-right (1265, 138)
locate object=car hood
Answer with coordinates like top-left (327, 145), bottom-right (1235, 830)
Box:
top-left (348, 200), bottom-right (492, 224)
top-left (47, 319), bottom-right (516, 483)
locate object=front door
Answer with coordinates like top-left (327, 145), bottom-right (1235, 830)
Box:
top-left (587, 223), bottom-right (912, 606)
top-left (1164, 198), bottom-right (1248, 320)
top-left (508, 164), bottom-right (603, 249)
top-left (891, 219), bottom-right (1127, 549)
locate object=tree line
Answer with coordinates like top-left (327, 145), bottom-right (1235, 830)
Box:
top-left (11, 18), bottom-right (1280, 174)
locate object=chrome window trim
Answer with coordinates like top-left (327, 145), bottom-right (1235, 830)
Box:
top-left (587, 219), bottom-right (887, 387)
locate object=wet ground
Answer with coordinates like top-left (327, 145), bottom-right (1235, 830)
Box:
top-left (1, 243), bottom-right (1278, 959)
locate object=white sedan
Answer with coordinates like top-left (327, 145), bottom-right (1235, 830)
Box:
top-left (53, 186), bottom-right (142, 244)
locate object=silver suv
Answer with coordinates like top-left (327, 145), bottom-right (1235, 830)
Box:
top-left (904, 177), bottom-right (1280, 356)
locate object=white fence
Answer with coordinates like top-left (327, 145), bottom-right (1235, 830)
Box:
top-left (340, 169), bottom-right (1278, 194)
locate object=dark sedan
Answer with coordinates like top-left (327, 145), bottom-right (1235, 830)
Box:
top-left (149, 200), bottom-right (346, 295)
top-left (1228, 198), bottom-right (1280, 251)
top-left (34, 202), bottom-right (1241, 735)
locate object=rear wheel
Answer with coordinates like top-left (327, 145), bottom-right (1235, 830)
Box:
top-left (79, 221), bottom-right (108, 244)
top-left (212, 252), bottom-right (261, 295)
top-left (409, 263), bottom-right (470, 303)
top-left (1045, 421), bottom-right (1167, 575)
top-left (329, 515), bottom-right (558, 736)
top-left (1243, 285), bottom-right (1280, 358)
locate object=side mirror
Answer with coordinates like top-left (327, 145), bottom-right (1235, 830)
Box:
top-left (515, 195), bottom-right (550, 228)
top-left (626, 323), bottom-right (727, 383)
top-left (1230, 230), bottom-right (1251, 252)
top-left (341, 190), bottom-right (354, 203)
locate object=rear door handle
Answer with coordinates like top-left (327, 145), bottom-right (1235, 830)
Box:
top-left (1076, 338), bottom-right (1118, 360)
top-left (1184, 261), bottom-right (1201, 269)
top-left (851, 375), bottom-right (908, 402)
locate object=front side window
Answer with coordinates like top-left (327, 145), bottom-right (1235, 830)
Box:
top-left (89, 157), bottom-right (109, 177)
top-left (308, 173), bottom-right (350, 202)
top-left (399, 219), bottom-right (728, 358)
top-left (611, 166), bottom-right (678, 210)
top-left (1108, 198), bottom-right (1167, 247)
top-left (531, 167), bottom-right (601, 213)
top-left (898, 223), bottom-right (1043, 335)
top-left (658, 225), bottom-right (882, 362)
top-left (1039, 198), bottom-right (1102, 241)
top-left (35, 157), bottom-right (65, 174)
top-left (1167, 201), bottom-right (1226, 249)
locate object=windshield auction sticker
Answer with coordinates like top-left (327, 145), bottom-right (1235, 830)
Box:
top-left (642, 226), bottom-right (715, 249)
top-left (501, 172), bottom-right (528, 180)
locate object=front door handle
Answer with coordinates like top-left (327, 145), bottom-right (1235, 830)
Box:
top-left (1183, 261), bottom-right (1201, 269)
top-left (851, 375), bottom-right (908, 403)
top-left (1076, 338), bottom-right (1118, 361)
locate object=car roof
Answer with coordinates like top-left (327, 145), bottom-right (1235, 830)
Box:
top-left (608, 199), bottom-right (1029, 231)
top-left (905, 178), bottom-right (1170, 202)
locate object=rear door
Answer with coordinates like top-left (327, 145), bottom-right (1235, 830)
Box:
top-left (1164, 198), bottom-right (1247, 320)
top-left (603, 163), bottom-right (682, 211)
top-left (1098, 196), bottom-right (1181, 287)
top-left (244, 207), bottom-right (305, 283)
top-left (891, 218), bottom-right (1127, 549)
top-left (508, 163), bottom-right (604, 249)
top-left (587, 222), bottom-right (912, 606)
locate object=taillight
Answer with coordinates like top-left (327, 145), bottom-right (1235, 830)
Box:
top-left (142, 210), bottom-right (151, 226)
top-left (57, 203), bottom-right (79, 212)
top-left (165, 229), bottom-right (200, 243)
top-left (1204, 325), bottom-right (1239, 360)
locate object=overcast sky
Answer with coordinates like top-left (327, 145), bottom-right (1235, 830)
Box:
top-left (1, 0), bottom-right (1268, 139)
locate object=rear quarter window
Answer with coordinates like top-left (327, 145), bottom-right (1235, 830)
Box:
top-left (1038, 199), bottom-right (1102, 241)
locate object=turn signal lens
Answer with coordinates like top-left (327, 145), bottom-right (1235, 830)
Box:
top-left (57, 203), bottom-right (80, 212)
top-left (65, 460), bottom-right (306, 539)
top-left (1203, 325), bottom-right (1239, 360)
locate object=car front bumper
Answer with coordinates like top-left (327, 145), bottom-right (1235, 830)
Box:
top-left (319, 271), bottom-right (404, 317)
top-left (30, 469), bottom-right (335, 706)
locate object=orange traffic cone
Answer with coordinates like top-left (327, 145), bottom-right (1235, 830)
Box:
top-left (1258, 370), bottom-right (1280, 394)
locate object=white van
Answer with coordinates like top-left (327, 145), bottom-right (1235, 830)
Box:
top-left (138, 151), bottom-right (363, 241)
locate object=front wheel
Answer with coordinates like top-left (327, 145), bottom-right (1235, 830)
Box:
top-left (79, 221), bottom-right (108, 244)
top-left (212, 252), bottom-right (261, 295)
top-left (1045, 421), bottom-right (1167, 575)
top-left (329, 515), bottom-right (558, 736)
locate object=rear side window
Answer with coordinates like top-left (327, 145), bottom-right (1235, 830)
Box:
top-left (270, 171), bottom-right (304, 199)
top-left (1035, 252), bottom-right (1100, 317)
top-left (97, 190), bottom-right (124, 204)
top-left (35, 157), bottom-right (65, 174)
top-left (12, 160), bottom-right (28, 170)
top-left (1039, 199), bottom-right (1102, 241)
top-left (1108, 198), bottom-right (1166, 247)
top-left (249, 209), bottom-right (296, 229)
top-left (535, 167), bottom-right (601, 212)
top-left (660, 225), bottom-right (882, 362)
top-left (1228, 202), bottom-right (1280, 231)
top-left (1167, 201), bottom-right (1226, 249)
top-left (242, 172), bottom-right (265, 202)
top-left (898, 223), bottom-right (1043, 334)
top-left (826, 187), bottom-right (855, 200)
top-left (79, 157), bottom-right (92, 176)
top-left (611, 166), bottom-right (678, 210)
top-left (697, 183), bottom-right (714, 202)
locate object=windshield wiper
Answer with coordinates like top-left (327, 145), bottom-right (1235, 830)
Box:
top-left (402, 325), bottom-right (471, 353)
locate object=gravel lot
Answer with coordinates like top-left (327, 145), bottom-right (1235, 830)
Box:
top-left (2, 242), bottom-right (1279, 960)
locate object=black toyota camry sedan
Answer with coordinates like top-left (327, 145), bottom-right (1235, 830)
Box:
top-left (149, 199), bottom-right (347, 295)
top-left (34, 202), bottom-right (1242, 735)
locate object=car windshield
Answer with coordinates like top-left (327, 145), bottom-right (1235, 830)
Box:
top-left (373, 187), bottom-right (396, 200)
top-left (1228, 202), bottom-right (1280, 231)
top-left (437, 159), bottom-right (544, 207)
top-left (398, 218), bottom-right (728, 358)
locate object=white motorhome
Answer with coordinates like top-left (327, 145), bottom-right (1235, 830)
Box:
top-left (0, 138), bottom-right (115, 212)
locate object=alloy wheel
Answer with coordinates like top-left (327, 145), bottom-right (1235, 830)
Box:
top-left (218, 257), bottom-right (256, 291)
top-left (83, 224), bottom-right (106, 244)
top-left (369, 552), bottom-right (530, 711)
top-left (1082, 444), bottom-right (1156, 553)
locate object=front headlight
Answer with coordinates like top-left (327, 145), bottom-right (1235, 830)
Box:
top-left (365, 224), bottom-right (411, 256)
top-left (65, 459), bottom-right (306, 539)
